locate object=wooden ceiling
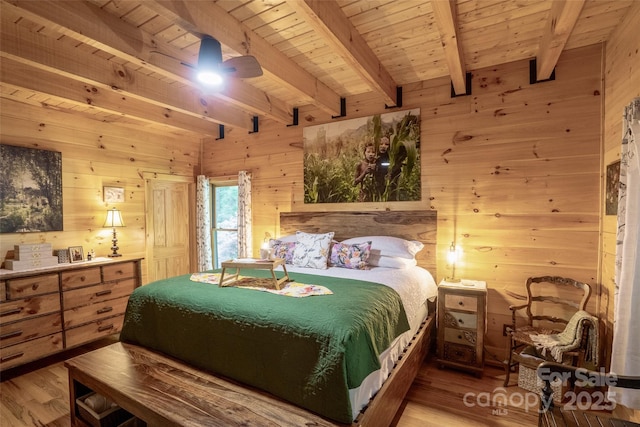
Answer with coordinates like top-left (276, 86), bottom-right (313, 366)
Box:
top-left (0, 0), bottom-right (634, 137)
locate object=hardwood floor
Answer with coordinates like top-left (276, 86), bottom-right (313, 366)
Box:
top-left (0, 340), bottom-right (538, 427)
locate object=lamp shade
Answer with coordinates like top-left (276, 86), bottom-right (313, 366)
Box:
top-left (103, 208), bottom-right (125, 228)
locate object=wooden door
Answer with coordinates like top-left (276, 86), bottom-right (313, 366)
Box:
top-left (145, 176), bottom-right (193, 283)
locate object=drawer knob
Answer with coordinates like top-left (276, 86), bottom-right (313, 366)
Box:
top-left (98, 324), bottom-right (114, 332)
top-left (1, 351), bottom-right (24, 362)
top-left (458, 319), bottom-right (464, 324)
top-left (0, 308), bottom-right (23, 317)
top-left (97, 307), bottom-right (113, 315)
top-left (1, 329), bottom-right (23, 340)
top-left (458, 335), bottom-right (463, 340)
top-left (95, 290), bottom-right (112, 297)
top-left (458, 301), bottom-right (463, 306)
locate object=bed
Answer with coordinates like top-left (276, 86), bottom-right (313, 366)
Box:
top-left (119, 210), bottom-right (438, 425)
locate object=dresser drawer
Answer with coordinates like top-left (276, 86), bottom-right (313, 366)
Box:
top-left (443, 311), bottom-right (477, 329)
top-left (102, 262), bottom-right (135, 282)
top-left (444, 293), bottom-right (478, 312)
top-left (61, 267), bottom-right (102, 290)
top-left (65, 314), bottom-right (125, 348)
top-left (0, 312), bottom-right (62, 348)
top-left (0, 295), bottom-right (61, 324)
top-left (443, 342), bottom-right (476, 365)
top-left (0, 332), bottom-right (64, 370)
top-left (0, 281), bottom-right (5, 302)
top-left (444, 327), bottom-right (477, 346)
top-left (63, 278), bottom-right (135, 309)
top-left (64, 296), bottom-right (130, 328)
top-left (6, 274), bottom-right (58, 299)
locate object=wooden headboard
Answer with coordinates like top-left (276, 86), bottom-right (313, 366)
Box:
top-left (279, 210), bottom-right (437, 274)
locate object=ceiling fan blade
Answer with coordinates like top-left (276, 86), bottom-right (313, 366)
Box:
top-left (221, 56), bottom-right (263, 79)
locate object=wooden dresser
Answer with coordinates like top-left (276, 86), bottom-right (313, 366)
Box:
top-left (436, 279), bottom-right (487, 377)
top-left (0, 258), bottom-right (142, 371)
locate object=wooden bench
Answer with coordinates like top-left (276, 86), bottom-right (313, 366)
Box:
top-left (537, 362), bottom-right (640, 427)
top-left (65, 316), bottom-right (434, 427)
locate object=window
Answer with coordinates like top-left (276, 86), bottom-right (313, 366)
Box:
top-left (211, 184), bottom-right (238, 268)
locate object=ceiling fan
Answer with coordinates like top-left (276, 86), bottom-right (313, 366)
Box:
top-left (187, 35), bottom-right (263, 86)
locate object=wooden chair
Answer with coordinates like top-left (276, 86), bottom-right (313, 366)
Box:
top-left (537, 362), bottom-right (640, 427)
top-left (504, 276), bottom-right (592, 387)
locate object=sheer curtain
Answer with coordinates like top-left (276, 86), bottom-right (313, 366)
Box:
top-left (610, 97), bottom-right (640, 409)
top-left (238, 170), bottom-right (253, 258)
top-left (195, 175), bottom-right (213, 272)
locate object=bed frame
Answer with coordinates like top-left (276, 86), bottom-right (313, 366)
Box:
top-left (65, 210), bottom-right (438, 427)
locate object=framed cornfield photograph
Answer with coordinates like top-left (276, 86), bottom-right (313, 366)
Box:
top-left (302, 108), bottom-right (421, 204)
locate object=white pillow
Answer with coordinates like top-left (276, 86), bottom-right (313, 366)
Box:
top-left (368, 254), bottom-right (417, 269)
top-left (342, 236), bottom-right (424, 259)
top-left (293, 231), bottom-right (334, 269)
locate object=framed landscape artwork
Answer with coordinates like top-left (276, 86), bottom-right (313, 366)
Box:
top-left (302, 108), bottom-right (421, 203)
top-left (0, 144), bottom-right (63, 233)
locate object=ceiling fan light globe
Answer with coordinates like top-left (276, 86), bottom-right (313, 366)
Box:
top-left (197, 70), bottom-right (223, 86)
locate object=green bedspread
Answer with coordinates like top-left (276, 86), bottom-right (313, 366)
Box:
top-left (120, 269), bottom-right (410, 423)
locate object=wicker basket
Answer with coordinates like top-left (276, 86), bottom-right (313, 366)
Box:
top-left (76, 393), bottom-right (132, 427)
top-left (518, 364), bottom-right (563, 403)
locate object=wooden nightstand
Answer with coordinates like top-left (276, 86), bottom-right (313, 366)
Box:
top-left (436, 279), bottom-right (487, 377)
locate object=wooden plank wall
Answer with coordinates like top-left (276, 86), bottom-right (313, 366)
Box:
top-left (601, 0), bottom-right (640, 393)
top-left (0, 100), bottom-right (201, 285)
top-left (203, 45), bottom-right (603, 363)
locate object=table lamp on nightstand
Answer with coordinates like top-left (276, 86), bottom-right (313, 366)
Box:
top-left (445, 241), bottom-right (461, 283)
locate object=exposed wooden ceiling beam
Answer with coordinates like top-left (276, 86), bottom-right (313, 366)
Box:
top-left (287, 0), bottom-right (398, 107)
top-left (1, 59), bottom-right (222, 136)
top-left (2, 0), bottom-right (292, 125)
top-left (0, 19), bottom-right (253, 132)
top-left (147, 0), bottom-right (342, 116)
top-left (431, 0), bottom-right (467, 95)
top-left (536, 0), bottom-right (586, 81)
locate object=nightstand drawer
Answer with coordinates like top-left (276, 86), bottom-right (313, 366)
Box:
top-left (444, 328), bottom-right (477, 346)
top-left (0, 312), bottom-right (62, 348)
top-left (61, 267), bottom-right (102, 290)
top-left (6, 274), bottom-right (58, 299)
top-left (443, 311), bottom-right (477, 329)
top-left (443, 342), bottom-right (476, 365)
top-left (444, 294), bottom-right (478, 312)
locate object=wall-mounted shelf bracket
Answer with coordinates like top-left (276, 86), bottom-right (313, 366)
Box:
top-left (385, 86), bottom-right (403, 109)
top-left (249, 116), bottom-right (259, 134)
top-left (451, 73), bottom-right (472, 97)
top-left (529, 59), bottom-right (556, 84)
top-left (332, 98), bottom-right (346, 119)
top-left (215, 124), bottom-right (225, 140)
top-left (286, 108), bottom-right (299, 127)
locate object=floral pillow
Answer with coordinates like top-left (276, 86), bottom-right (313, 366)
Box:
top-left (329, 241), bottom-right (371, 270)
top-left (269, 239), bottom-right (296, 264)
top-left (292, 231), bottom-right (334, 269)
